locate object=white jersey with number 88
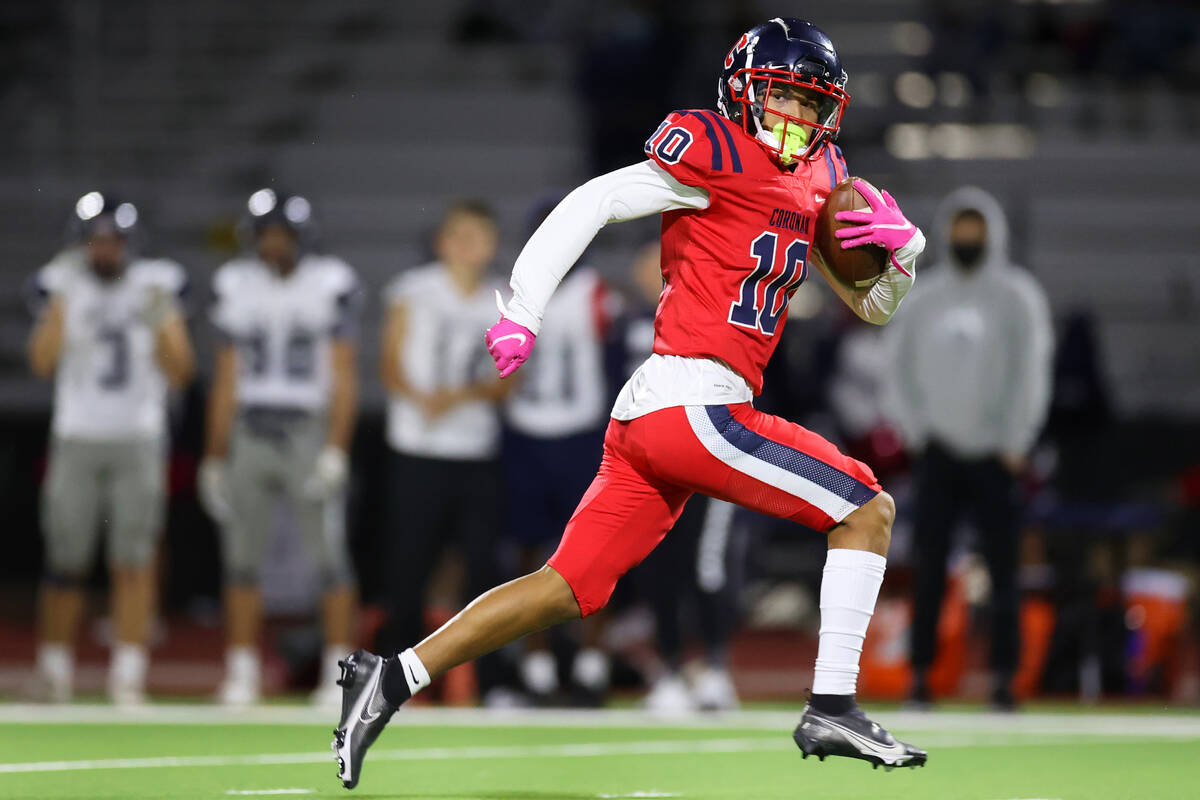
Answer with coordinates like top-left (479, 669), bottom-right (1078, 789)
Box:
top-left (210, 254), bottom-right (361, 412)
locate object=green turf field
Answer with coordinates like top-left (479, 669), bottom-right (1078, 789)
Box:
top-left (1, 705), bottom-right (1197, 799)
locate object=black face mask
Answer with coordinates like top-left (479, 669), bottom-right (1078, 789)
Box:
top-left (951, 242), bottom-right (985, 271)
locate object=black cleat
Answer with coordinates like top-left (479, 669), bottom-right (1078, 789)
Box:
top-left (793, 704), bottom-right (927, 770)
top-left (331, 650), bottom-right (397, 789)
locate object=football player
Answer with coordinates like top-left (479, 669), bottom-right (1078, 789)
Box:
top-left (334, 18), bottom-right (927, 786)
top-left (27, 191), bottom-right (194, 704)
top-left (200, 189), bottom-right (361, 707)
top-left (375, 200), bottom-right (512, 702)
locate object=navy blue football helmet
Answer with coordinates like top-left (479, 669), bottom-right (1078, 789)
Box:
top-left (241, 187), bottom-right (321, 255)
top-left (70, 190), bottom-right (139, 241)
top-left (245, 187), bottom-right (314, 236)
top-left (717, 17), bottom-right (849, 163)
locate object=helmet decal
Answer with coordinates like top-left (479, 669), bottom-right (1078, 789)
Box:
top-left (717, 17), bottom-right (850, 163)
top-left (724, 33), bottom-right (750, 70)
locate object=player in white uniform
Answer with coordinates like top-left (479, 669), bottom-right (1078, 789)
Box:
top-left (199, 189), bottom-right (361, 707)
top-left (27, 191), bottom-right (195, 704)
top-left (376, 200), bottom-right (512, 700)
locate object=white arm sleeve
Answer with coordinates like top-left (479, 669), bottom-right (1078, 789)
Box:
top-left (504, 160), bottom-right (710, 334)
top-left (812, 228), bottom-right (924, 326)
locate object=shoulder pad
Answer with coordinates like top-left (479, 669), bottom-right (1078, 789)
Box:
top-left (384, 263), bottom-right (435, 305)
top-left (36, 257), bottom-right (81, 295)
top-left (302, 254), bottom-right (360, 295)
top-left (130, 258), bottom-right (188, 294)
top-left (644, 109), bottom-right (749, 185)
top-left (212, 258), bottom-right (258, 297)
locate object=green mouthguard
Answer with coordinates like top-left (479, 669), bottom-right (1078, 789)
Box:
top-left (773, 121), bottom-right (809, 164)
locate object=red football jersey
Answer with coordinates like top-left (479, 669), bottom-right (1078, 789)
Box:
top-left (644, 109), bottom-right (848, 394)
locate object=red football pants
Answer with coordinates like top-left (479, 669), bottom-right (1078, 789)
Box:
top-left (548, 403), bottom-right (881, 616)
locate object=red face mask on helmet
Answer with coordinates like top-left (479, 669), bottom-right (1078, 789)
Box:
top-left (717, 18), bottom-right (850, 164)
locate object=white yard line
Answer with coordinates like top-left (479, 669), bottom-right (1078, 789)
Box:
top-left (1, 704), bottom-right (1198, 738)
top-left (0, 732), bottom-right (1183, 775)
top-left (225, 791), bottom-right (314, 796)
top-left (0, 738), bottom-right (777, 774)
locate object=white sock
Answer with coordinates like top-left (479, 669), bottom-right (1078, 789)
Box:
top-left (812, 549), bottom-right (886, 696)
top-left (110, 642), bottom-right (148, 688)
top-left (321, 644), bottom-right (350, 687)
top-left (398, 648), bottom-right (431, 695)
top-left (571, 648), bottom-right (611, 692)
top-left (522, 650), bottom-right (559, 695)
top-left (226, 646), bottom-right (260, 685)
top-left (38, 642), bottom-right (73, 686)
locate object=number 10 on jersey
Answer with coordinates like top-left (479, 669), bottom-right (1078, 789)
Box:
top-left (728, 231), bottom-right (810, 335)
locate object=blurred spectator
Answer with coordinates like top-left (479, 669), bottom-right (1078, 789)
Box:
top-left (620, 242), bottom-right (747, 712)
top-left (376, 200), bottom-right (512, 699)
top-left (199, 189), bottom-right (361, 707)
top-left (883, 186), bottom-right (1053, 709)
top-left (503, 198), bottom-right (615, 702)
top-left (25, 192), bottom-right (193, 704)
top-left (1045, 310), bottom-right (1114, 500)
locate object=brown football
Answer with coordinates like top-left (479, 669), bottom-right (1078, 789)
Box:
top-left (814, 176), bottom-right (888, 288)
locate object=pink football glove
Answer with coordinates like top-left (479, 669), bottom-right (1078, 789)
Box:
top-left (485, 291), bottom-right (535, 378)
top-left (834, 179), bottom-right (918, 274)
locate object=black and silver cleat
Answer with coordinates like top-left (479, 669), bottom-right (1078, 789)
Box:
top-left (793, 704), bottom-right (927, 770)
top-left (330, 650), bottom-right (398, 789)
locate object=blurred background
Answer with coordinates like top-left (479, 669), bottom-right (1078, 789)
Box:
top-left (0, 0), bottom-right (1198, 708)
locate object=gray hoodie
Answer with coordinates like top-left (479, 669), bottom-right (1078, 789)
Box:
top-left (883, 186), bottom-right (1054, 459)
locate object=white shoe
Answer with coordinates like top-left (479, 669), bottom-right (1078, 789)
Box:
top-left (571, 648), bottom-right (611, 693)
top-left (108, 643), bottom-right (149, 707)
top-left (216, 677), bottom-right (260, 707)
top-left (28, 644), bottom-right (73, 703)
top-left (216, 647), bottom-right (261, 706)
top-left (692, 666), bottom-right (739, 711)
top-left (310, 680), bottom-right (343, 709)
top-left (25, 667), bottom-right (72, 704)
top-left (521, 650), bottom-right (559, 696)
top-left (482, 686), bottom-right (531, 709)
top-left (643, 673), bottom-right (694, 713)
top-left (311, 644), bottom-right (351, 708)
top-left (109, 682), bottom-right (147, 707)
